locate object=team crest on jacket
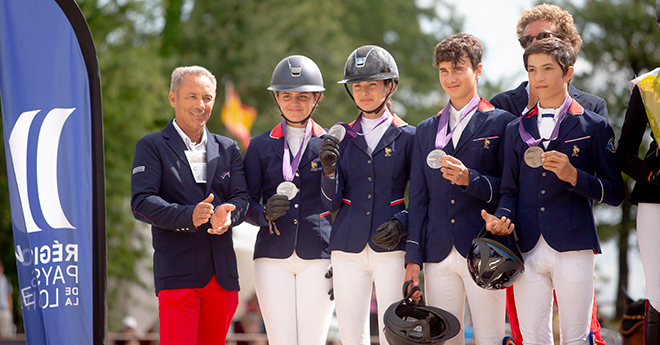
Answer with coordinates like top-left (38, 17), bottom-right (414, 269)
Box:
top-left (385, 147), bottom-right (392, 157)
top-left (484, 138), bottom-right (490, 150)
top-left (572, 145), bottom-right (580, 157)
top-left (311, 161), bottom-right (319, 172)
top-left (221, 171), bottom-right (231, 179)
top-left (606, 137), bottom-right (616, 153)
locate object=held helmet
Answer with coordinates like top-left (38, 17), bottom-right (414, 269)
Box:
top-left (268, 55), bottom-right (325, 92)
top-left (383, 281), bottom-right (461, 345)
top-left (467, 227), bottom-right (524, 290)
top-left (268, 55), bottom-right (324, 124)
top-left (338, 45), bottom-right (399, 114)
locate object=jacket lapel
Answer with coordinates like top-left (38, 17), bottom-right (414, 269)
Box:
top-left (163, 120), bottom-right (190, 169)
top-left (547, 100), bottom-right (582, 151)
top-left (454, 108), bottom-right (488, 154)
top-left (205, 129), bottom-right (219, 195)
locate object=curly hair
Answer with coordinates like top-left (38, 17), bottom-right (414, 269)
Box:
top-left (516, 3), bottom-right (582, 53)
top-left (433, 33), bottom-right (483, 70)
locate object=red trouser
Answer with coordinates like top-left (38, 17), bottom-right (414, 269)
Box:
top-left (158, 275), bottom-right (239, 345)
top-left (506, 285), bottom-right (604, 345)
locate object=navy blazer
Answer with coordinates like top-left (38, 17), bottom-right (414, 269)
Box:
top-left (617, 85), bottom-right (660, 204)
top-left (406, 99), bottom-right (516, 267)
top-left (321, 114), bottom-right (415, 253)
top-left (490, 81), bottom-right (609, 120)
top-left (243, 120), bottom-right (332, 260)
top-left (494, 100), bottom-right (625, 254)
top-left (131, 120), bottom-right (250, 294)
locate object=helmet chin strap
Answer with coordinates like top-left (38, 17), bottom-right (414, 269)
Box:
top-left (344, 80), bottom-right (398, 115)
top-left (271, 91), bottom-right (320, 125)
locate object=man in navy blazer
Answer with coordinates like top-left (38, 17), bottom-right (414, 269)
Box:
top-left (488, 5), bottom-right (609, 344)
top-left (483, 38), bottom-right (624, 345)
top-left (489, 4), bottom-right (608, 121)
top-left (405, 34), bottom-right (516, 345)
top-left (131, 66), bottom-right (249, 345)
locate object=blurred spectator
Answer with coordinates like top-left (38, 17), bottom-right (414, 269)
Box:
top-left (0, 261), bottom-right (13, 339)
top-left (114, 316), bottom-right (139, 345)
top-left (229, 294), bottom-right (266, 345)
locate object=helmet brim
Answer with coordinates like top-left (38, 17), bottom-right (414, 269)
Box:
top-left (267, 85), bottom-right (325, 92)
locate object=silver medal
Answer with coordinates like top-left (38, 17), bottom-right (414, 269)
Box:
top-left (524, 146), bottom-right (544, 168)
top-left (328, 124), bottom-right (346, 142)
top-left (426, 149), bottom-right (446, 169)
top-left (277, 181), bottom-right (299, 200)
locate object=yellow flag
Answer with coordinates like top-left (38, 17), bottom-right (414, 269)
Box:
top-left (632, 68), bottom-right (660, 144)
top-left (221, 82), bottom-right (257, 149)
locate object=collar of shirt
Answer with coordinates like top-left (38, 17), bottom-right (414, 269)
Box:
top-left (173, 119), bottom-right (208, 152)
top-left (536, 105), bottom-right (559, 126)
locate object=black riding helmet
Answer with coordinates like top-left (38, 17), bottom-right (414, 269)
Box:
top-left (467, 227), bottom-right (524, 290)
top-left (338, 45), bottom-right (399, 114)
top-left (383, 282), bottom-right (461, 345)
top-left (268, 55), bottom-right (324, 124)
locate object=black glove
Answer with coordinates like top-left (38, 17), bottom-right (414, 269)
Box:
top-left (319, 136), bottom-right (340, 175)
top-left (325, 265), bottom-right (334, 301)
top-left (372, 219), bottom-right (404, 250)
top-left (650, 167), bottom-right (660, 188)
top-left (264, 194), bottom-right (290, 221)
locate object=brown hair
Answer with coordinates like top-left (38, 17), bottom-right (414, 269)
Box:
top-left (433, 33), bottom-right (483, 70)
top-left (523, 38), bottom-right (577, 76)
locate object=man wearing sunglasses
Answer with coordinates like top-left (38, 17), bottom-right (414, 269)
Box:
top-left (489, 4), bottom-right (609, 345)
top-left (490, 4), bottom-right (609, 120)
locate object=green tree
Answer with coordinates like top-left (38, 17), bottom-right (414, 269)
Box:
top-left (78, 0), bottom-right (171, 330)
top-left (557, 0), bottom-right (660, 319)
top-left (160, 0), bottom-right (461, 138)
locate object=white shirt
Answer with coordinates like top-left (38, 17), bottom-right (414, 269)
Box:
top-left (361, 109), bottom-right (393, 154)
top-left (537, 105), bottom-right (559, 149)
top-left (285, 125), bottom-right (308, 157)
top-left (448, 103), bottom-right (477, 148)
top-left (173, 119), bottom-right (208, 183)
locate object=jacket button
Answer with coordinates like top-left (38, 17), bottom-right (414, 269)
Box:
top-left (366, 211), bottom-right (371, 216)
top-left (367, 194), bottom-right (372, 199)
top-left (450, 199), bottom-right (455, 204)
top-left (540, 207), bottom-right (546, 212)
top-left (294, 219), bottom-right (298, 224)
top-left (368, 177), bottom-right (372, 182)
top-left (542, 172), bottom-right (547, 177)
top-left (295, 172), bottom-right (300, 177)
top-left (450, 219), bottom-right (455, 224)
top-left (294, 204), bottom-right (299, 208)
top-left (367, 160), bottom-right (372, 164)
top-left (541, 190), bottom-right (546, 195)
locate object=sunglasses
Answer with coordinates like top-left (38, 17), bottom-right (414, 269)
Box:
top-left (518, 32), bottom-right (565, 49)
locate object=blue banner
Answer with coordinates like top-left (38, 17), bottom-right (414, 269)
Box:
top-left (0, 1), bottom-right (105, 344)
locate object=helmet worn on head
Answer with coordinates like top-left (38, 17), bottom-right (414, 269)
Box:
top-left (467, 227), bottom-right (524, 290)
top-left (383, 282), bottom-right (461, 345)
top-left (338, 45), bottom-right (399, 84)
top-left (268, 55), bottom-right (325, 92)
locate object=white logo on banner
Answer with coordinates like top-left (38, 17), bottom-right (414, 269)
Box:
top-left (8, 108), bottom-right (76, 233)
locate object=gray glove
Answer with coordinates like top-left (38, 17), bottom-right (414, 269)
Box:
top-left (372, 219), bottom-right (404, 250)
top-left (264, 194), bottom-right (290, 221)
top-left (319, 136), bottom-right (340, 175)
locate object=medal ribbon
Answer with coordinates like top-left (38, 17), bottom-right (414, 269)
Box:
top-left (333, 109), bottom-right (391, 139)
top-left (518, 96), bottom-right (572, 147)
top-left (435, 94), bottom-right (481, 150)
top-left (281, 119), bottom-right (313, 182)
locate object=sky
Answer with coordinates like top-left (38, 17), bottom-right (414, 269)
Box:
top-left (441, 0), bottom-right (647, 317)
